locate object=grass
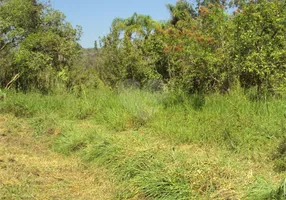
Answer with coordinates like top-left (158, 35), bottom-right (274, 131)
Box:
top-left (0, 115), bottom-right (116, 199)
top-left (0, 87), bottom-right (286, 199)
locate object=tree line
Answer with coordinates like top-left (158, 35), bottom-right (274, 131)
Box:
top-left (1, 0), bottom-right (285, 97)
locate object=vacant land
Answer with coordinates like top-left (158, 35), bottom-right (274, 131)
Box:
top-left (0, 89), bottom-right (285, 199)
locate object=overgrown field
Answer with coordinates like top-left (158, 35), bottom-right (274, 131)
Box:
top-left (1, 88), bottom-right (285, 199)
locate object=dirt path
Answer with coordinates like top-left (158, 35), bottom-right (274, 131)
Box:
top-left (0, 115), bottom-right (115, 200)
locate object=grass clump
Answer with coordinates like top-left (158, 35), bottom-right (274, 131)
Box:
top-left (272, 138), bottom-right (286, 172)
top-left (149, 89), bottom-right (286, 153)
top-left (270, 179), bottom-right (286, 200)
top-left (246, 177), bottom-right (286, 200)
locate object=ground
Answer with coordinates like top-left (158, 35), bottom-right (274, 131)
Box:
top-left (0, 115), bottom-right (115, 200)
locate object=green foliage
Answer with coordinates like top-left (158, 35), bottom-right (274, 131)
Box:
top-left (232, 0), bottom-right (286, 95)
top-left (0, 0), bottom-right (41, 88)
top-left (0, 0), bottom-right (41, 42)
top-left (0, 0), bottom-right (81, 92)
top-left (85, 0), bottom-right (285, 96)
top-left (2, 0), bottom-right (286, 95)
top-left (247, 176), bottom-right (286, 200)
top-left (166, 0), bottom-right (196, 25)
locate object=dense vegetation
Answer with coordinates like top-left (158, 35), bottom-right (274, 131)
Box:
top-left (1, 0), bottom-right (285, 95)
top-left (92, 0), bottom-right (286, 97)
top-left (1, 0), bottom-right (286, 199)
top-left (0, 0), bottom-right (81, 92)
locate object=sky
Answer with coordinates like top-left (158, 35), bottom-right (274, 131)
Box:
top-left (51, 0), bottom-right (178, 48)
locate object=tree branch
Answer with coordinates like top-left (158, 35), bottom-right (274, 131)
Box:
top-left (5, 74), bottom-right (20, 90)
top-left (0, 43), bottom-right (7, 51)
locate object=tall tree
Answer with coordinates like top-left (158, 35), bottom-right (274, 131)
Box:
top-left (166, 0), bottom-right (196, 26)
top-left (111, 13), bottom-right (157, 41)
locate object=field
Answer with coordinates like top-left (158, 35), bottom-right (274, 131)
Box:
top-left (0, 88), bottom-right (285, 199)
top-left (1, 0), bottom-right (286, 199)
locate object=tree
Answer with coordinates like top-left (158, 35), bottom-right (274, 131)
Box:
top-left (94, 40), bottom-right (98, 49)
top-left (232, 0), bottom-right (286, 95)
top-left (0, 0), bottom-right (82, 91)
top-left (166, 0), bottom-right (196, 26)
top-left (91, 0), bottom-right (285, 96)
top-left (0, 0), bottom-right (42, 50)
top-left (96, 13), bottom-right (160, 87)
top-left (111, 13), bottom-right (157, 42)
top-left (0, 0), bottom-right (43, 88)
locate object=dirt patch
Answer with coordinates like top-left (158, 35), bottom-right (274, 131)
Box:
top-left (0, 115), bottom-right (115, 200)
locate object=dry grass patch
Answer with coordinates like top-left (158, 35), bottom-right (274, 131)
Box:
top-left (0, 115), bottom-right (116, 200)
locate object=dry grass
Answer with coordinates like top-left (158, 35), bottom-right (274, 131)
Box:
top-left (0, 115), bottom-right (116, 200)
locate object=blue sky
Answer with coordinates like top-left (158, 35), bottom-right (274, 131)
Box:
top-left (51, 0), bottom-right (178, 48)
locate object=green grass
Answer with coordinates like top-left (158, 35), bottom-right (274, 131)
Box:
top-left (0, 88), bottom-right (285, 199)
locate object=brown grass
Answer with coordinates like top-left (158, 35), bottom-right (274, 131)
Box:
top-left (0, 115), bottom-right (116, 200)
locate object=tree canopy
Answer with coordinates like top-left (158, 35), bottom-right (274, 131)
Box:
top-left (0, 0), bottom-right (81, 92)
top-left (94, 0), bottom-right (286, 96)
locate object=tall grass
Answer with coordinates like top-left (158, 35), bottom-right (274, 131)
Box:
top-left (0, 87), bottom-right (285, 199)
